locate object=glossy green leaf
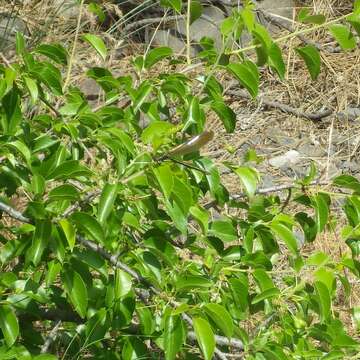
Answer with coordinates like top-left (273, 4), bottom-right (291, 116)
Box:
top-left (164, 315), bottom-right (186, 360)
top-left (59, 219), bottom-right (76, 251)
top-left (193, 317), bottom-right (215, 360)
top-left (35, 43), bottom-right (68, 65)
top-left (270, 222), bottom-right (298, 255)
top-left (114, 269), bottom-right (132, 299)
top-left (296, 45), bottom-right (321, 80)
top-left (144, 47), bottom-right (173, 69)
top-left (268, 43), bottom-right (286, 79)
top-left (98, 183), bottom-right (118, 224)
top-left (314, 280), bottom-right (331, 322)
top-left (154, 164), bottom-right (174, 199)
top-left (48, 184), bottom-right (79, 202)
top-left (47, 160), bottom-right (92, 180)
top-left (211, 100), bottom-right (236, 133)
top-left (204, 303), bottom-right (234, 338)
top-left (175, 275), bottom-right (212, 291)
top-left (234, 166), bottom-right (259, 197)
top-left (227, 61), bottom-right (259, 98)
top-left (62, 268), bottom-right (88, 318)
top-left (24, 76), bottom-right (38, 103)
top-left (190, 0), bottom-right (203, 24)
top-left (71, 212), bottom-right (105, 244)
top-left (209, 219), bottom-right (237, 242)
top-left (311, 193), bottom-right (330, 233)
top-left (0, 305), bottom-right (19, 347)
top-left (31, 62), bottom-right (63, 95)
top-left (329, 24), bottom-right (356, 50)
top-left (160, 0), bottom-right (182, 13)
top-left (27, 220), bottom-right (51, 266)
top-left (82, 34), bottom-right (107, 61)
top-left (333, 174), bottom-right (360, 193)
top-left (190, 205), bottom-right (209, 234)
top-left (251, 287), bottom-right (280, 304)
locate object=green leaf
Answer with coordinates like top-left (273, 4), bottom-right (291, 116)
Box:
top-left (164, 315), bottom-right (186, 360)
top-left (311, 192), bottom-right (330, 233)
top-left (234, 166), bottom-right (259, 197)
top-left (62, 268), bottom-right (88, 318)
top-left (98, 183), bottom-right (118, 224)
top-left (251, 287), bottom-right (280, 304)
top-left (209, 219), bottom-right (237, 242)
top-left (298, 9), bottom-right (326, 25)
top-left (0, 305), bottom-right (19, 347)
top-left (175, 275), bottom-right (212, 291)
top-left (190, 0), bottom-right (203, 24)
top-left (2, 88), bottom-right (22, 135)
top-left (227, 61), bottom-right (259, 98)
top-left (47, 160), bottom-right (92, 180)
top-left (141, 120), bottom-right (175, 149)
top-left (211, 100), bottom-right (236, 133)
top-left (154, 164), bottom-right (174, 200)
top-left (296, 45), bottom-right (321, 80)
top-left (314, 280), bottom-right (331, 322)
top-left (15, 32), bottom-right (26, 55)
top-left (270, 222), bottom-right (298, 255)
top-left (71, 212), bottom-right (105, 244)
top-left (27, 220), bottom-right (51, 266)
top-left (35, 43), bottom-right (68, 65)
top-left (48, 184), bottom-right (79, 202)
top-left (33, 134), bottom-right (59, 153)
top-left (24, 76), bottom-right (38, 103)
top-left (114, 269), bottom-right (132, 299)
top-left (352, 307), bottom-right (360, 330)
top-left (160, 0), bottom-right (182, 13)
top-left (268, 43), bottom-right (286, 79)
top-left (88, 2), bottom-right (106, 22)
top-left (31, 62), bottom-right (63, 95)
top-left (190, 205), bottom-right (209, 234)
top-left (133, 81), bottom-right (153, 112)
top-left (193, 317), bottom-right (215, 360)
top-left (82, 34), bottom-right (107, 61)
top-left (329, 24), bottom-right (356, 50)
top-left (144, 47), bottom-right (173, 69)
top-left (204, 303), bottom-right (234, 338)
top-left (333, 174), bottom-right (360, 193)
top-left (59, 219), bottom-right (76, 251)
top-left (183, 96), bottom-right (201, 131)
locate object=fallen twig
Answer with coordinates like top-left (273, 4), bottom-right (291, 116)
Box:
top-left (226, 88), bottom-right (333, 121)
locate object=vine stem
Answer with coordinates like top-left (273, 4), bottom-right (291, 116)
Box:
top-left (63, 0), bottom-right (85, 91)
top-left (186, 0), bottom-right (192, 64)
top-left (230, 12), bottom-right (351, 55)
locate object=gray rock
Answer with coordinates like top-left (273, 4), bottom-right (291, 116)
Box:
top-left (257, 0), bottom-right (295, 21)
top-left (151, 29), bottom-right (193, 55)
top-left (176, 6), bottom-right (225, 51)
top-left (53, 0), bottom-right (79, 19)
top-left (268, 150), bottom-right (301, 168)
top-left (337, 107), bottom-right (360, 121)
top-left (0, 13), bottom-right (27, 50)
top-left (298, 143), bottom-right (327, 158)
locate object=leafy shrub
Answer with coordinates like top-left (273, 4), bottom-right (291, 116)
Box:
top-left (0, 1), bottom-right (360, 359)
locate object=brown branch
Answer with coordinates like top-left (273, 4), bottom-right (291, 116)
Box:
top-left (226, 88), bottom-right (333, 121)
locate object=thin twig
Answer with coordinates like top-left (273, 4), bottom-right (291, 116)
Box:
top-left (188, 331), bottom-right (244, 350)
top-left (226, 88), bottom-right (333, 121)
top-left (124, 15), bottom-right (184, 33)
top-left (40, 320), bottom-right (62, 353)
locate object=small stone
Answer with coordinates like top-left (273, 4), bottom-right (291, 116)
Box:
top-left (268, 150), bottom-right (301, 168)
